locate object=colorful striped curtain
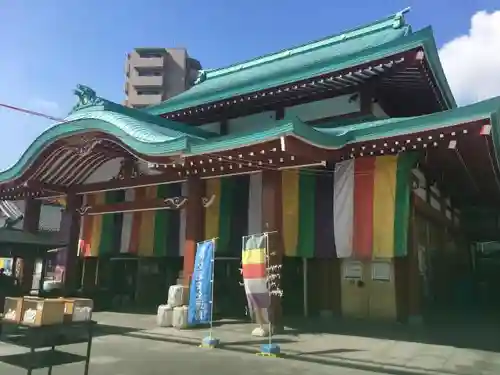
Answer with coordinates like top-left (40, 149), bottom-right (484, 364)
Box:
top-left (79, 184), bottom-right (183, 257)
top-left (247, 173), bottom-right (263, 236)
top-left (203, 176), bottom-right (249, 255)
top-left (281, 169), bottom-right (331, 258)
top-left (246, 171), bottom-right (336, 259)
top-left (333, 154), bottom-right (416, 259)
top-left (78, 154), bottom-right (414, 261)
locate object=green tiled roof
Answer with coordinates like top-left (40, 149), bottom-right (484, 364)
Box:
top-left (186, 96), bottom-right (499, 154)
top-left (144, 9), bottom-right (456, 115)
top-left (67, 99), bottom-right (215, 140)
top-left (0, 95), bottom-right (495, 186)
top-left (0, 98), bottom-right (216, 184)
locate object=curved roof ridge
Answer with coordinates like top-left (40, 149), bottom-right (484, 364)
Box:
top-left (70, 96), bottom-right (215, 139)
top-left (65, 110), bottom-right (188, 143)
top-left (203, 8), bottom-right (412, 81)
top-left (0, 115), bottom-right (192, 184)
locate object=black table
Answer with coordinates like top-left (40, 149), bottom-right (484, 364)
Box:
top-left (0, 318), bottom-right (95, 375)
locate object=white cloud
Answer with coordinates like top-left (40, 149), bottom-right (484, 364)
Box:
top-left (439, 10), bottom-right (500, 105)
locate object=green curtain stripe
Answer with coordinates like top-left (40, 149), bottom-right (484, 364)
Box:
top-left (297, 170), bottom-right (316, 258)
top-left (166, 183), bottom-right (181, 256)
top-left (393, 153), bottom-right (418, 257)
top-left (99, 190), bottom-right (121, 255)
top-left (218, 177), bottom-right (235, 254)
top-left (153, 184), bottom-right (171, 256)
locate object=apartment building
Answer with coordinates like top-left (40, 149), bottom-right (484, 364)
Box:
top-left (124, 48), bottom-right (202, 109)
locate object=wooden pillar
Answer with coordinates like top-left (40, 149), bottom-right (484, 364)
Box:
top-left (261, 170), bottom-right (284, 331)
top-left (182, 177), bottom-right (205, 286)
top-left (60, 194), bottom-right (82, 295)
top-left (21, 197), bottom-right (41, 293)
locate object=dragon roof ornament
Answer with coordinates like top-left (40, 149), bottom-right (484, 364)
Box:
top-left (194, 70), bottom-right (207, 85)
top-left (70, 84), bottom-right (105, 114)
top-left (392, 7), bottom-right (411, 29)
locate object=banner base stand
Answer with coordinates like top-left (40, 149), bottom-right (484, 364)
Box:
top-left (200, 336), bottom-right (220, 349)
top-left (257, 344), bottom-right (281, 357)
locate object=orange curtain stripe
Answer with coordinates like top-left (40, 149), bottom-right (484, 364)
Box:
top-left (353, 157), bottom-right (375, 259)
top-left (128, 187), bottom-right (146, 254)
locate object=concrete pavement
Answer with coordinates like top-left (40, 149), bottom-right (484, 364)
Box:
top-left (0, 312), bottom-right (499, 375)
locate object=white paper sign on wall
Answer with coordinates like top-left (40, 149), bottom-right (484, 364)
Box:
top-left (343, 261), bottom-right (363, 280)
top-left (372, 261), bottom-right (391, 281)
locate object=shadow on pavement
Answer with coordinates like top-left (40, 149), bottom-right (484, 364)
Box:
top-left (281, 312), bottom-right (500, 353)
top-left (0, 350), bottom-right (86, 370)
top-left (120, 331), bottom-right (445, 375)
top-left (93, 324), bottom-right (142, 338)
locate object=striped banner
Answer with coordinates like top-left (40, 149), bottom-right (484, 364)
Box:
top-left (242, 233), bottom-right (270, 309)
top-left (79, 184), bottom-right (182, 257)
top-left (76, 154), bottom-right (413, 261)
top-left (281, 169), bottom-right (331, 258)
top-left (204, 177), bottom-right (247, 255)
top-left (333, 154), bottom-right (416, 259)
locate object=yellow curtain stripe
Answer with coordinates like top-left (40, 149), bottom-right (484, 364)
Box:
top-left (89, 192), bottom-right (105, 256)
top-left (372, 156), bottom-right (398, 258)
top-left (281, 170), bottom-right (299, 256)
top-left (138, 185), bottom-right (157, 256)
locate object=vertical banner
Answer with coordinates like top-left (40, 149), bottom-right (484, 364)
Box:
top-left (188, 240), bottom-right (215, 326)
top-left (242, 234), bottom-right (270, 325)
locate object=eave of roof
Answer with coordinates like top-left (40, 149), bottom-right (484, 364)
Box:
top-left (144, 10), bottom-right (456, 116)
top-left (0, 99), bottom-right (217, 184)
top-left (0, 228), bottom-right (66, 248)
top-left (144, 10), bottom-right (412, 115)
top-left (186, 96), bottom-right (500, 154)
top-left (0, 94), bottom-right (496, 188)
top-left (68, 99), bottom-right (215, 139)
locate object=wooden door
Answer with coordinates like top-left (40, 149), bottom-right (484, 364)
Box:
top-left (368, 260), bottom-right (397, 320)
top-left (341, 260), bottom-right (369, 319)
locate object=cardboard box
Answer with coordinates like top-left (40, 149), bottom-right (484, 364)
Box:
top-left (60, 298), bottom-right (93, 322)
top-left (22, 298), bottom-right (65, 326)
top-left (3, 297), bottom-right (24, 323)
top-left (2, 297), bottom-right (43, 323)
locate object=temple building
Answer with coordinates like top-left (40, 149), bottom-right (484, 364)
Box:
top-left (0, 9), bottom-right (499, 323)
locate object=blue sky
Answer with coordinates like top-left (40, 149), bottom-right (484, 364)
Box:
top-left (0, 0), bottom-right (499, 171)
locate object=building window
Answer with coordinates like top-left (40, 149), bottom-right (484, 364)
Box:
top-left (138, 52), bottom-right (163, 58)
top-left (136, 69), bottom-right (162, 77)
top-left (136, 90), bottom-right (161, 96)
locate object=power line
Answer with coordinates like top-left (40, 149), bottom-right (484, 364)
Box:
top-left (0, 102), bottom-right (64, 122)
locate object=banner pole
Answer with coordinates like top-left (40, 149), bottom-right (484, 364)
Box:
top-left (265, 233), bottom-right (272, 349)
top-left (257, 231), bottom-right (282, 357)
top-left (209, 238), bottom-right (216, 339)
top-left (199, 237), bottom-right (220, 349)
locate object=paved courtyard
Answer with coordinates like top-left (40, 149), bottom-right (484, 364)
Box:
top-left (0, 311), bottom-right (499, 375)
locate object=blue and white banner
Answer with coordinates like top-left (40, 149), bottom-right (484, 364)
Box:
top-left (188, 240), bottom-right (215, 326)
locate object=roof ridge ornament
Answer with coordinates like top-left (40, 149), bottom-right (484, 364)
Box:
top-left (70, 84), bottom-right (105, 114)
top-left (392, 7), bottom-right (411, 29)
top-left (194, 70), bottom-right (207, 85)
